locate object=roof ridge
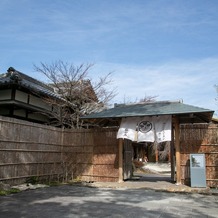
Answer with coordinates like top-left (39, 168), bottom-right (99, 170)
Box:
top-left (115, 100), bottom-right (182, 108)
top-left (7, 67), bottom-right (53, 91)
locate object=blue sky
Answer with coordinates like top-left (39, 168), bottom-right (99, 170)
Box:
top-left (0, 0), bottom-right (218, 115)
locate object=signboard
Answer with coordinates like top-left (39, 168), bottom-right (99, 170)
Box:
top-left (190, 154), bottom-right (206, 187)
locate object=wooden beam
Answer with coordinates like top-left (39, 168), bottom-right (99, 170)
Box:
top-left (174, 117), bottom-right (181, 185)
top-left (118, 138), bottom-right (123, 183)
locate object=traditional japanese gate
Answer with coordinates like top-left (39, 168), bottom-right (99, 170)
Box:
top-left (82, 101), bottom-right (214, 185)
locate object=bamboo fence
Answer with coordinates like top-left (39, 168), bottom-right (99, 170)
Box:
top-left (0, 116), bottom-right (119, 184)
top-left (0, 115), bottom-right (217, 187)
top-left (180, 124), bottom-right (218, 187)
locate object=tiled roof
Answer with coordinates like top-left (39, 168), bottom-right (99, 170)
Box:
top-left (82, 101), bottom-right (214, 123)
top-left (0, 67), bottom-right (63, 100)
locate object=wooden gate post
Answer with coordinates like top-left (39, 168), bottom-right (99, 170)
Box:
top-left (118, 138), bottom-right (123, 183)
top-left (174, 117), bottom-right (181, 185)
top-left (170, 124), bottom-right (176, 181)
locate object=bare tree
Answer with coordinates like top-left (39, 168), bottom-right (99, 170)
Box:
top-left (123, 94), bottom-right (158, 104)
top-left (138, 94), bottom-right (158, 103)
top-left (34, 60), bottom-right (117, 128)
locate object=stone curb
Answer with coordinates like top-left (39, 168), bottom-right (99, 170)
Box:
top-left (2, 182), bottom-right (217, 196)
top-left (79, 182), bottom-right (218, 196)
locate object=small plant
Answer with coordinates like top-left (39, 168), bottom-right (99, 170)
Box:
top-left (0, 188), bottom-right (20, 196)
top-left (69, 177), bottom-right (82, 184)
top-left (26, 176), bottom-right (39, 185)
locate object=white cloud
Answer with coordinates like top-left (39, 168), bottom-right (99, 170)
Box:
top-left (93, 58), bottom-right (218, 114)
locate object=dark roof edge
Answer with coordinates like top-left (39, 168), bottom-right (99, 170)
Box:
top-left (6, 67), bottom-right (53, 91)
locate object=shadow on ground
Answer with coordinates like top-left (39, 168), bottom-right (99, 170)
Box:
top-left (0, 184), bottom-right (217, 218)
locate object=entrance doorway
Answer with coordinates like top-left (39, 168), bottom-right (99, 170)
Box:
top-left (133, 142), bottom-right (171, 163)
top-left (123, 139), bottom-right (175, 183)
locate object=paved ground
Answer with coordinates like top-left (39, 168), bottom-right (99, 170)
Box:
top-left (0, 184), bottom-right (218, 218)
top-left (1, 164), bottom-right (217, 217)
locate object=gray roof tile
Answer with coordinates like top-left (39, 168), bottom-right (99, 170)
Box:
top-left (82, 101), bottom-right (214, 123)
